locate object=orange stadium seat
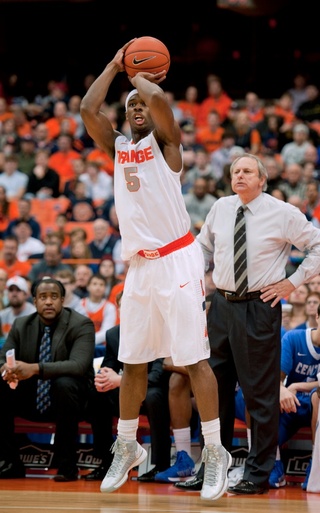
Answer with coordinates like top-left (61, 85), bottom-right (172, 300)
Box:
top-left (30, 198), bottom-right (70, 231)
top-left (64, 221), bottom-right (95, 242)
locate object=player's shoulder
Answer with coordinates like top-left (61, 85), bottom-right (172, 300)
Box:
top-left (115, 134), bottom-right (129, 146)
top-left (282, 328), bottom-right (306, 343)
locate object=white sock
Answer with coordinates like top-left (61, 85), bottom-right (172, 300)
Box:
top-left (247, 428), bottom-right (252, 451)
top-left (173, 427), bottom-right (191, 456)
top-left (275, 446), bottom-right (281, 460)
top-left (117, 418), bottom-right (139, 441)
top-left (201, 418), bottom-right (221, 446)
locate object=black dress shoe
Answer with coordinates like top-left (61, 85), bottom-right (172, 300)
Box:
top-left (137, 466), bottom-right (161, 482)
top-left (228, 479), bottom-right (267, 495)
top-left (84, 465), bottom-right (108, 481)
top-left (174, 475), bottom-right (203, 491)
top-left (0, 461), bottom-right (25, 479)
top-left (54, 467), bottom-right (79, 482)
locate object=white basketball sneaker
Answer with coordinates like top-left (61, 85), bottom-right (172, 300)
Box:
top-left (200, 444), bottom-right (232, 501)
top-left (100, 436), bottom-right (147, 493)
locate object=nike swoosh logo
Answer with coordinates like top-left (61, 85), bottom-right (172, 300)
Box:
top-left (132, 56), bottom-right (156, 65)
top-left (298, 353), bottom-right (307, 356)
top-left (180, 282), bottom-right (190, 288)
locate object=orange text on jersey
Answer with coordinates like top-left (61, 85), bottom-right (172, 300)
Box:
top-left (117, 147), bottom-right (154, 164)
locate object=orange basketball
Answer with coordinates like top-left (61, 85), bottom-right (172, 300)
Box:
top-left (123, 36), bottom-right (170, 78)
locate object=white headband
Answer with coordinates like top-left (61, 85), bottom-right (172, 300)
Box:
top-left (125, 89), bottom-right (138, 111)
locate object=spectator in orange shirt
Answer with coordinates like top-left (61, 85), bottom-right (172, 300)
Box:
top-left (85, 141), bottom-right (114, 177)
top-left (11, 106), bottom-right (33, 139)
top-left (0, 235), bottom-right (31, 279)
top-left (80, 273), bottom-right (117, 354)
top-left (240, 91), bottom-right (265, 127)
top-left (196, 74), bottom-right (233, 128)
top-left (0, 97), bottom-right (14, 124)
top-left (48, 134), bottom-right (81, 189)
top-left (231, 111), bottom-right (262, 155)
top-left (273, 91), bottom-right (297, 132)
top-left (196, 109), bottom-right (225, 154)
top-left (45, 100), bottom-right (77, 141)
top-left (176, 85), bottom-right (201, 126)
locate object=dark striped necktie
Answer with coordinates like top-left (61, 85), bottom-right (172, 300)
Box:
top-left (36, 326), bottom-right (52, 414)
top-left (234, 205), bottom-right (248, 296)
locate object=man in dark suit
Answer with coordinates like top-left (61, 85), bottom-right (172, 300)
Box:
top-left (0, 277), bottom-right (95, 482)
top-left (85, 292), bottom-right (172, 481)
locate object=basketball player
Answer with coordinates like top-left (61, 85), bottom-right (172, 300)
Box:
top-left (268, 304), bottom-right (320, 490)
top-left (80, 40), bottom-right (231, 501)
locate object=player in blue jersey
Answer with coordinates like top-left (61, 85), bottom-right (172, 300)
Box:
top-left (269, 304), bottom-right (320, 489)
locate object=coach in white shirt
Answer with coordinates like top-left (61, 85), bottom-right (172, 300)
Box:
top-left (197, 153), bottom-right (320, 495)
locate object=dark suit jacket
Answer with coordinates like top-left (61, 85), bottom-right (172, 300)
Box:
top-left (0, 307), bottom-right (95, 383)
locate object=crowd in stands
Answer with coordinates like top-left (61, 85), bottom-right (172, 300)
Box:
top-left (1, 71), bottom-right (320, 245)
top-left (1, 70), bottom-right (320, 488)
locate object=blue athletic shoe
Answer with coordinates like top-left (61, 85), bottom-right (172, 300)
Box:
top-left (269, 460), bottom-right (286, 488)
top-left (301, 458), bottom-right (312, 491)
top-left (154, 450), bottom-right (196, 482)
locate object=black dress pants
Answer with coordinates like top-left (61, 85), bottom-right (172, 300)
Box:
top-left (207, 291), bottom-right (281, 487)
top-left (0, 375), bottom-right (88, 470)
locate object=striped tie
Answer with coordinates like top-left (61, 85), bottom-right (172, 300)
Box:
top-left (36, 326), bottom-right (52, 414)
top-left (234, 205), bottom-right (248, 296)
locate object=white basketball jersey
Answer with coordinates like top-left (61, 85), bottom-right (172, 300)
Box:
top-left (114, 132), bottom-right (191, 260)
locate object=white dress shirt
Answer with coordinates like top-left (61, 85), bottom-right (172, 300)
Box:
top-left (197, 192), bottom-right (320, 292)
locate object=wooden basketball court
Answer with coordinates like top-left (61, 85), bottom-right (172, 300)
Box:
top-left (0, 470), bottom-right (319, 513)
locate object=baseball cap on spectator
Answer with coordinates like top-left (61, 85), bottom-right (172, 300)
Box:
top-left (180, 121), bottom-right (195, 133)
top-left (293, 123), bottom-right (309, 134)
top-left (6, 276), bottom-right (29, 294)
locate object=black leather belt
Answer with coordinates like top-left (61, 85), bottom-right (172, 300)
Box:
top-left (217, 288), bottom-right (261, 302)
